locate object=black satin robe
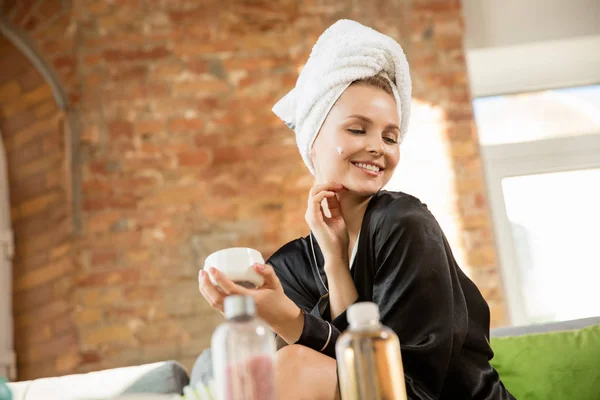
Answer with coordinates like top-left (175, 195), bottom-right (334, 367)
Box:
top-left (267, 191), bottom-right (515, 400)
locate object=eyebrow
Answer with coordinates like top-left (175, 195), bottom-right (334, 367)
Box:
top-left (346, 114), bottom-right (400, 131)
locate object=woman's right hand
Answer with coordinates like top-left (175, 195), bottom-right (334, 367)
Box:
top-left (198, 269), bottom-right (226, 315)
top-left (305, 182), bottom-right (350, 266)
top-left (198, 265), bottom-right (304, 344)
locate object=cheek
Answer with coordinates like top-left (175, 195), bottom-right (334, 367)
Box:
top-left (334, 134), bottom-right (364, 156)
top-left (387, 147), bottom-right (401, 168)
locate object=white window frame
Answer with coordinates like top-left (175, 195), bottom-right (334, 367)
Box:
top-left (467, 31), bottom-right (600, 325)
top-left (481, 133), bottom-right (600, 325)
top-left (0, 135), bottom-right (15, 379)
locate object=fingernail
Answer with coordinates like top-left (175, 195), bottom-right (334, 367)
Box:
top-left (210, 267), bottom-right (218, 275)
top-left (199, 270), bottom-right (205, 277)
top-left (254, 264), bottom-right (264, 272)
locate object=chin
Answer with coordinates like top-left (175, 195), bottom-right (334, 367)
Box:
top-left (342, 182), bottom-right (382, 197)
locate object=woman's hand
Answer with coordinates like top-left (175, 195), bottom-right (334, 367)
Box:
top-left (305, 182), bottom-right (350, 266)
top-left (198, 264), bottom-right (304, 344)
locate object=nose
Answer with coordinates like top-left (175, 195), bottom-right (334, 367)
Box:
top-left (366, 135), bottom-right (385, 156)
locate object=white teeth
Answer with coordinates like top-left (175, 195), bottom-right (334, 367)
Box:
top-left (355, 163), bottom-right (380, 172)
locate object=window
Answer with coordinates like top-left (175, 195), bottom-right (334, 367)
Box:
top-left (474, 85), bottom-right (600, 326)
top-left (474, 85), bottom-right (600, 145)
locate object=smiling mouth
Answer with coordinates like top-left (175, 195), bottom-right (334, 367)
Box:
top-left (352, 162), bottom-right (383, 175)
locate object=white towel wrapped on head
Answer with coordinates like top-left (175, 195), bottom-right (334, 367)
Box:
top-left (272, 19), bottom-right (412, 175)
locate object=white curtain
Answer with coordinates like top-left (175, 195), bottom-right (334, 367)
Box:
top-left (0, 135), bottom-right (15, 380)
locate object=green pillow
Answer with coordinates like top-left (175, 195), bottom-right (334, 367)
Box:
top-left (490, 324), bottom-right (600, 400)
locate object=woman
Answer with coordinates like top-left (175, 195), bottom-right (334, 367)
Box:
top-left (198, 20), bottom-right (514, 400)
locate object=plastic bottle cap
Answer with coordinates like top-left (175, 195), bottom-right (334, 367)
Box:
top-left (224, 295), bottom-right (256, 319)
top-left (347, 302), bottom-right (380, 328)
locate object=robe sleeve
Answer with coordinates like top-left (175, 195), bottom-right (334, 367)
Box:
top-left (267, 242), bottom-right (340, 354)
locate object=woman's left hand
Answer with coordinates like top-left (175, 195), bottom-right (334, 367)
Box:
top-left (204, 263), bottom-right (304, 344)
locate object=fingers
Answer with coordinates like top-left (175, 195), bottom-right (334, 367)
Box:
top-left (307, 183), bottom-right (345, 223)
top-left (325, 193), bottom-right (342, 218)
top-left (306, 190), bottom-right (336, 224)
top-left (198, 270), bottom-right (225, 311)
top-left (209, 267), bottom-right (251, 297)
top-left (308, 182), bottom-right (344, 198)
top-left (253, 263), bottom-right (280, 288)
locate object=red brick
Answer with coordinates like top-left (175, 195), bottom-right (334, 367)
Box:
top-left (149, 63), bottom-right (184, 81)
top-left (13, 206), bottom-right (65, 238)
top-left (176, 149), bottom-right (212, 167)
top-left (78, 269), bottom-right (141, 287)
top-left (124, 285), bottom-right (159, 301)
top-left (53, 55), bottom-right (75, 69)
top-left (112, 176), bottom-right (161, 192)
top-left (435, 33), bottom-right (464, 50)
top-left (85, 210), bottom-right (123, 233)
top-left (108, 120), bottom-right (134, 138)
top-left (16, 68), bottom-right (45, 92)
top-left (80, 350), bottom-right (102, 365)
top-left (172, 79), bottom-right (230, 97)
top-left (36, 0), bottom-right (64, 19)
top-left (413, 0), bottom-right (461, 14)
top-left (119, 155), bottom-right (173, 172)
top-left (10, 1), bottom-right (33, 26)
top-left (82, 192), bottom-right (138, 211)
top-left (168, 7), bottom-right (217, 25)
top-left (102, 46), bottom-right (170, 63)
top-left (33, 99), bottom-right (59, 118)
top-left (109, 64), bottom-right (148, 81)
top-left (12, 190), bottom-right (60, 219)
top-left (88, 160), bottom-right (120, 175)
top-left (13, 281), bottom-right (53, 313)
top-left (102, 83), bottom-right (170, 102)
top-left (0, 80), bottom-right (21, 102)
top-left (187, 59), bottom-right (211, 74)
top-left (14, 258), bottom-right (72, 291)
top-left (53, 313), bottom-right (77, 336)
top-left (6, 139), bottom-right (44, 169)
top-left (22, 14), bottom-right (40, 31)
top-left (15, 300), bottom-right (70, 328)
top-left (24, 331), bottom-right (78, 363)
top-left (90, 250), bottom-right (118, 265)
top-left (168, 118), bottom-right (205, 132)
top-left (134, 120), bottom-right (165, 135)
top-left (139, 186), bottom-right (208, 207)
top-left (83, 53), bottom-right (102, 67)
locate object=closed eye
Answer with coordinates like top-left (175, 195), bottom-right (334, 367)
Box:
top-left (384, 137), bottom-right (398, 144)
top-left (347, 129), bottom-right (365, 135)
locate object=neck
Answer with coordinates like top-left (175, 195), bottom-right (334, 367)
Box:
top-left (338, 192), bottom-right (372, 239)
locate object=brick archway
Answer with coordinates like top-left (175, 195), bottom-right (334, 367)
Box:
top-left (0, 23), bottom-right (77, 379)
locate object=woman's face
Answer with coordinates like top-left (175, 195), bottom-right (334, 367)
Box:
top-left (311, 83), bottom-right (401, 196)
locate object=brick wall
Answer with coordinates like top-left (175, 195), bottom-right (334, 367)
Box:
top-left (1, 0), bottom-right (507, 379)
top-left (0, 35), bottom-right (77, 379)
